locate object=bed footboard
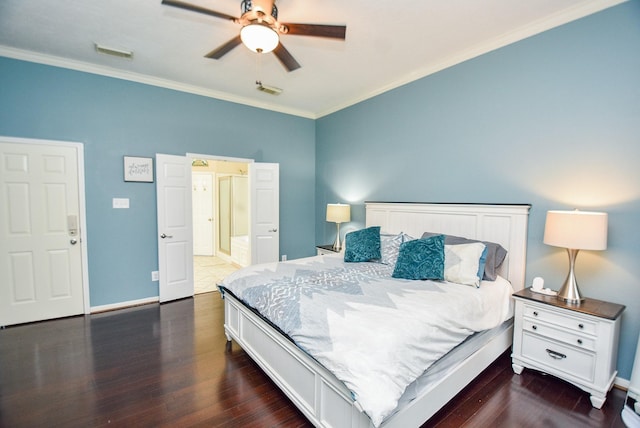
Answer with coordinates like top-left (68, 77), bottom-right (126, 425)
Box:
top-left (223, 292), bottom-right (372, 428)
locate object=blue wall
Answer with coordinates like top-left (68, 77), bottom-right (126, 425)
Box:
top-left (0, 58), bottom-right (316, 307)
top-left (316, 2), bottom-right (640, 378)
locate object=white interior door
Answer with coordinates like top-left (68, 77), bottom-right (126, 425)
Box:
top-left (192, 172), bottom-right (213, 256)
top-left (156, 154), bottom-right (193, 303)
top-left (0, 138), bottom-right (86, 326)
top-left (250, 163), bottom-right (279, 264)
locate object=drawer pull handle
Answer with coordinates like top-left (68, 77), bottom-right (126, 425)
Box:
top-left (577, 339), bottom-right (583, 345)
top-left (532, 325), bottom-right (538, 330)
top-left (533, 311), bottom-right (538, 316)
top-left (578, 323), bottom-right (584, 329)
top-left (546, 349), bottom-right (567, 360)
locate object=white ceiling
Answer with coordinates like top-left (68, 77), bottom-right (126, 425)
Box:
top-left (0, 0), bottom-right (625, 118)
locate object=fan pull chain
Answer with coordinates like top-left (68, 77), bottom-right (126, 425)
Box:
top-left (255, 48), bottom-right (263, 88)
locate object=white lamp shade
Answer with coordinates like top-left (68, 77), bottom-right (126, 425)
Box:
top-left (326, 204), bottom-right (350, 223)
top-left (543, 210), bottom-right (608, 250)
top-left (240, 23), bottom-right (279, 53)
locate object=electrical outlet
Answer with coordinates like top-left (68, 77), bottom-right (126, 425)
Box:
top-left (151, 271), bottom-right (159, 281)
top-left (281, 255), bottom-right (287, 261)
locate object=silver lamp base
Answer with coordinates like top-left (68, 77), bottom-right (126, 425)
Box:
top-left (557, 248), bottom-right (584, 304)
top-left (332, 223), bottom-right (342, 251)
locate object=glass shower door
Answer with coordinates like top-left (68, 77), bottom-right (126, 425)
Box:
top-left (218, 176), bottom-right (231, 255)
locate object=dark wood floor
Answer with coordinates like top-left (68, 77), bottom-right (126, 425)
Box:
top-left (0, 293), bottom-right (627, 427)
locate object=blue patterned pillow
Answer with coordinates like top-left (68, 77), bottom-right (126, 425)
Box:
top-left (392, 235), bottom-right (445, 280)
top-left (344, 226), bottom-right (381, 262)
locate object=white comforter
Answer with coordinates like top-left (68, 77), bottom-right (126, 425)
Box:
top-left (221, 253), bottom-right (513, 426)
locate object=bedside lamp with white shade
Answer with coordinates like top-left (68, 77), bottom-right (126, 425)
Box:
top-left (543, 209), bottom-right (608, 304)
top-left (326, 203), bottom-right (351, 251)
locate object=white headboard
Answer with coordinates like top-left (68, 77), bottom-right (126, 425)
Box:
top-left (365, 202), bottom-right (531, 291)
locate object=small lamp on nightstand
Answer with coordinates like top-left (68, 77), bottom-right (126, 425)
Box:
top-left (326, 203), bottom-right (351, 251)
top-left (543, 209), bottom-right (608, 304)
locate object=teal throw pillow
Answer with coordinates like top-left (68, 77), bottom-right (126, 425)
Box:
top-left (392, 235), bottom-right (445, 280)
top-left (344, 226), bottom-right (381, 262)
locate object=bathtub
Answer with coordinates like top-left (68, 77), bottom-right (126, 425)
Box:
top-left (231, 235), bottom-right (249, 267)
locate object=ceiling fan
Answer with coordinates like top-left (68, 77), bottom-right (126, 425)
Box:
top-left (162, 0), bottom-right (347, 72)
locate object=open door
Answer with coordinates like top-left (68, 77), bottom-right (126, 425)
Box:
top-left (249, 163), bottom-right (279, 264)
top-left (156, 154), bottom-right (194, 303)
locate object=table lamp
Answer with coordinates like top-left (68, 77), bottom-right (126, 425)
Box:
top-left (543, 209), bottom-right (608, 303)
top-left (326, 203), bottom-right (351, 251)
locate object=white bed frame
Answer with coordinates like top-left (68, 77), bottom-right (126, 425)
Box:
top-left (222, 202), bottom-right (530, 427)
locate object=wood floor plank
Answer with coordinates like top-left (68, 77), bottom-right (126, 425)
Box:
top-left (0, 292), bottom-right (627, 428)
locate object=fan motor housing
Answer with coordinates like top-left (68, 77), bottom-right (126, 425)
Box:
top-left (241, 0), bottom-right (277, 19)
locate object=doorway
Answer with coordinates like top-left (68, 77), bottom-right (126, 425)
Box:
top-left (157, 154), bottom-right (279, 303)
top-left (190, 157), bottom-right (249, 294)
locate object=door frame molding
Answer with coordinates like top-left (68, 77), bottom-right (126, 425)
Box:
top-left (187, 153), bottom-right (255, 165)
top-left (1, 135), bottom-right (90, 314)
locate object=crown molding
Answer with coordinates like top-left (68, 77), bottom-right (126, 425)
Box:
top-left (316, 0), bottom-right (628, 118)
top-left (0, 45), bottom-right (316, 119)
top-left (0, 0), bottom-right (627, 120)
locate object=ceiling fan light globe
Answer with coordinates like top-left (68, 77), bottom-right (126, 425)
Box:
top-left (240, 23), bottom-right (279, 53)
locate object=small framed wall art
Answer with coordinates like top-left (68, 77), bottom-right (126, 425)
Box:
top-left (124, 156), bottom-right (154, 182)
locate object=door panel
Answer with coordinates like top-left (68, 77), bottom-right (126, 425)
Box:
top-left (249, 163), bottom-right (279, 264)
top-left (0, 139), bottom-right (85, 326)
top-left (156, 154), bottom-right (194, 303)
top-left (192, 172), bottom-right (213, 256)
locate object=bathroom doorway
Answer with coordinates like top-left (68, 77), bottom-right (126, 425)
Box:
top-left (191, 158), bottom-right (249, 294)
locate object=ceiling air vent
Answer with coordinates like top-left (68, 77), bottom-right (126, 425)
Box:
top-left (256, 81), bottom-right (282, 95)
top-left (94, 43), bottom-right (134, 59)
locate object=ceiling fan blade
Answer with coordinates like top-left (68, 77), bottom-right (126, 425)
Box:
top-left (205, 36), bottom-right (242, 59)
top-left (281, 23), bottom-right (346, 39)
top-left (273, 44), bottom-right (301, 72)
top-left (162, 0), bottom-right (237, 22)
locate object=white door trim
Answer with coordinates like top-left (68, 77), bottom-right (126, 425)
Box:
top-left (187, 153), bottom-right (255, 164)
top-left (0, 135), bottom-right (90, 314)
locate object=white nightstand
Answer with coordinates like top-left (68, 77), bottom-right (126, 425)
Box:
top-left (511, 288), bottom-right (625, 408)
top-left (316, 245), bottom-right (340, 256)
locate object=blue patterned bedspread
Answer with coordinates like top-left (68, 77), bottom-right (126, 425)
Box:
top-left (221, 253), bottom-right (513, 426)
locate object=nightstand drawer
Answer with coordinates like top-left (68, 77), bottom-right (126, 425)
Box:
top-left (522, 331), bottom-right (595, 383)
top-left (523, 304), bottom-right (597, 336)
top-left (523, 319), bottom-right (596, 351)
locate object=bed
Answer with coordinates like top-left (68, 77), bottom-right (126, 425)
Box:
top-left (220, 202), bottom-right (530, 427)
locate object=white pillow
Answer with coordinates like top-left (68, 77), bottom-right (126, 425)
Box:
top-left (444, 243), bottom-right (486, 287)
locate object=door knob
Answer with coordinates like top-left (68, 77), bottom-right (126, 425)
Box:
top-left (70, 238), bottom-right (78, 245)
top-left (160, 233), bottom-right (173, 239)
top-left (268, 228), bottom-right (278, 233)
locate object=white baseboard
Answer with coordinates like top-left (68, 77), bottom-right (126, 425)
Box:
top-left (90, 296), bottom-right (159, 314)
top-left (616, 376), bottom-right (630, 390)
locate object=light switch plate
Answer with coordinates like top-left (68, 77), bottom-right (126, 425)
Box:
top-left (113, 198), bottom-right (130, 209)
